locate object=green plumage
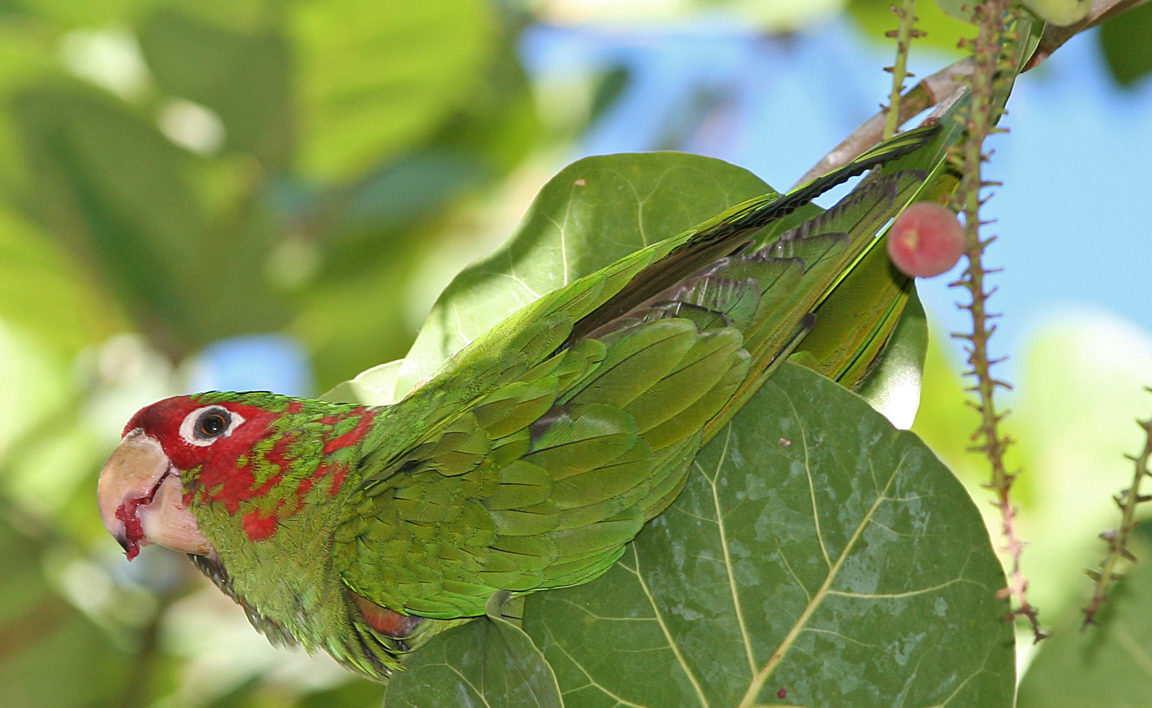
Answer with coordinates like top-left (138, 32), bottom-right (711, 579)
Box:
top-left (143, 125), bottom-right (952, 680)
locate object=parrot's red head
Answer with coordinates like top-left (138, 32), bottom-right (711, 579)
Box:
top-left (97, 395), bottom-right (274, 560)
top-left (98, 393), bottom-right (375, 562)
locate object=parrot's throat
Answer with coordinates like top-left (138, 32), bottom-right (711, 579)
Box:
top-left (190, 553), bottom-right (297, 646)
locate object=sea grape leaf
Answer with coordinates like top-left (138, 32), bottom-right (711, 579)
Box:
top-left (853, 287), bottom-right (929, 429)
top-left (522, 362), bottom-right (1015, 706)
top-left (395, 152), bottom-right (774, 394)
top-left (321, 359), bottom-right (403, 405)
top-left (391, 96), bottom-right (993, 400)
top-left (382, 593), bottom-right (562, 707)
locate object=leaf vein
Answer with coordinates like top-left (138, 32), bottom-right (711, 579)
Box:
top-left (707, 426), bottom-right (758, 676)
top-left (630, 544), bottom-right (710, 707)
top-left (737, 430), bottom-right (901, 708)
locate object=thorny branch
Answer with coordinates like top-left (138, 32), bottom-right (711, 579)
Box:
top-left (795, 0), bottom-right (1146, 188)
top-left (881, 0), bottom-right (923, 141)
top-left (1083, 397), bottom-right (1152, 626)
top-left (949, 0), bottom-right (1047, 643)
top-left (796, 0), bottom-right (1148, 643)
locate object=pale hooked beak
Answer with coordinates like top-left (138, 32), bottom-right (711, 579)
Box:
top-left (97, 430), bottom-right (215, 560)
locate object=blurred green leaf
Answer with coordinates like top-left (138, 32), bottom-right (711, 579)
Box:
top-left (12, 83), bottom-right (206, 353)
top-left (848, 0), bottom-right (976, 51)
top-left (0, 36), bottom-right (57, 195)
top-left (1010, 317), bottom-right (1152, 617)
top-left (0, 510), bottom-right (135, 708)
top-left (138, 0), bottom-right (270, 31)
top-left (429, 36), bottom-right (543, 174)
top-left (932, 0), bottom-right (974, 23)
top-left (294, 678), bottom-right (385, 708)
top-left (0, 204), bottom-right (122, 350)
top-left (294, 240), bottom-right (425, 390)
top-left (137, 7), bottom-right (292, 162)
top-left (11, 82), bottom-right (293, 355)
top-left (1099, 0), bottom-right (1152, 88)
top-left (1018, 526), bottom-right (1152, 707)
top-left (523, 362), bottom-right (1014, 706)
top-left (298, 149), bottom-right (493, 288)
top-left (8, 0), bottom-right (145, 27)
top-left (289, 0), bottom-right (495, 180)
top-left (396, 152), bottom-right (772, 393)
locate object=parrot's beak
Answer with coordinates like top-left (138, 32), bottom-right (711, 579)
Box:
top-left (97, 429), bottom-right (215, 560)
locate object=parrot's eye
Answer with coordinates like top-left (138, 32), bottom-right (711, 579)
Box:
top-left (198, 412), bottom-right (228, 437)
top-left (179, 405), bottom-right (245, 447)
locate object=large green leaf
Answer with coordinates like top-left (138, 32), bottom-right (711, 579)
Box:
top-left (392, 144), bottom-right (944, 414)
top-left (396, 152), bottom-right (773, 394)
top-left (383, 594), bottom-right (562, 707)
top-left (321, 359), bottom-right (404, 405)
top-left (522, 363), bottom-right (1014, 706)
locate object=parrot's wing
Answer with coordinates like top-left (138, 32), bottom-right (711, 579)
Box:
top-left (371, 124), bottom-right (941, 437)
top-left (334, 167), bottom-right (927, 620)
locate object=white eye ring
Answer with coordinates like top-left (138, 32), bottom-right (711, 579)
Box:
top-left (179, 405), bottom-right (246, 447)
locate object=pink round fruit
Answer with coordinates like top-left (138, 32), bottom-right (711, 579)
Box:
top-left (887, 202), bottom-right (965, 278)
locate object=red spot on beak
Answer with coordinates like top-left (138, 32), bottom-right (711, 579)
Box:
top-left (115, 499), bottom-right (145, 560)
top-left (112, 470), bottom-right (170, 561)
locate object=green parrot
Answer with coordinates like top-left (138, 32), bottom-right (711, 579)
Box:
top-left (97, 124), bottom-right (942, 681)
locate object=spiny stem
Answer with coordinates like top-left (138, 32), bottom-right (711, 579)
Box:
top-left (950, 0), bottom-right (1045, 643)
top-left (1083, 394), bottom-right (1152, 626)
top-left (882, 0), bottom-right (922, 139)
top-left (795, 0), bottom-right (1139, 187)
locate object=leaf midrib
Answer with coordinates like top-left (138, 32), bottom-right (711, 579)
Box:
top-left (735, 443), bottom-right (907, 707)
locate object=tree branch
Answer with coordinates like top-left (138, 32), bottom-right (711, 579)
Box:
top-left (795, 0), bottom-right (1143, 187)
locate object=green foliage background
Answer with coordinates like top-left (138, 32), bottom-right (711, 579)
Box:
top-left (1, 1), bottom-right (1150, 706)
